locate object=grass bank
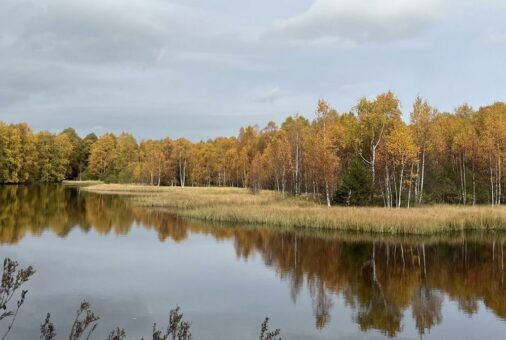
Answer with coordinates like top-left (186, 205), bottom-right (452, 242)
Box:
top-left (82, 184), bottom-right (506, 234)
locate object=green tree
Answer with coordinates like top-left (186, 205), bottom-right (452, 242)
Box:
top-left (335, 159), bottom-right (373, 206)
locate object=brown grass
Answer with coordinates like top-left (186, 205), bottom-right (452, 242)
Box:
top-left (82, 184), bottom-right (506, 234)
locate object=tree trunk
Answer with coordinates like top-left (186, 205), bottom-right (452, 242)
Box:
top-left (490, 154), bottom-right (495, 206)
top-left (472, 160), bottom-right (476, 205)
top-left (392, 163), bottom-right (398, 207)
top-left (459, 153), bottom-right (467, 205)
top-left (179, 154), bottom-right (183, 187)
top-left (463, 155), bottom-right (467, 204)
top-left (282, 165), bottom-right (286, 199)
top-left (397, 159), bottom-right (405, 208)
top-left (325, 179), bottom-right (331, 207)
top-left (385, 169), bottom-right (389, 208)
top-left (295, 143), bottom-right (300, 195)
top-left (385, 164), bottom-right (392, 208)
top-left (157, 162), bottom-right (161, 187)
top-left (498, 153), bottom-right (502, 205)
top-left (414, 161), bottom-right (419, 204)
top-left (182, 159), bottom-right (186, 187)
top-left (419, 150), bottom-right (425, 204)
top-left (407, 163), bottom-right (413, 208)
top-left (371, 144), bottom-right (376, 188)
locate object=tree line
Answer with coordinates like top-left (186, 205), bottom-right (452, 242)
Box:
top-left (1, 91), bottom-right (506, 207)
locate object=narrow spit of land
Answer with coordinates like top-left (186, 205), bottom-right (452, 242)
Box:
top-left (80, 183), bottom-right (506, 234)
top-left (62, 180), bottom-right (104, 187)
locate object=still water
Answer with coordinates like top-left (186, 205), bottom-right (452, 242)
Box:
top-left (0, 185), bottom-right (505, 339)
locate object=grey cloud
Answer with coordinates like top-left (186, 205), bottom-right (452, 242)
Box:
top-left (0, 0), bottom-right (505, 140)
top-left (1, 0), bottom-right (236, 66)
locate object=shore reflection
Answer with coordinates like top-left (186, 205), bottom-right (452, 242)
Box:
top-left (0, 185), bottom-right (505, 337)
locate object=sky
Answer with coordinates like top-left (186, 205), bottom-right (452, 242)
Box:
top-left (1, 0), bottom-right (505, 140)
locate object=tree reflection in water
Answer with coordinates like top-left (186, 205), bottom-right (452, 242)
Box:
top-left (1, 185), bottom-right (505, 337)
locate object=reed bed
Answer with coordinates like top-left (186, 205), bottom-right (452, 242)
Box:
top-left (82, 184), bottom-right (506, 234)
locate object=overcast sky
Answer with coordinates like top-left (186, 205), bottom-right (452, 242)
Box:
top-left (1, 0), bottom-right (505, 140)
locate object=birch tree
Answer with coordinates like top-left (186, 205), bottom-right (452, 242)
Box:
top-left (410, 96), bottom-right (435, 204)
top-left (171, 138), bottom-right (192, 187)
top-left (356, 92), bottom-right (402, 197)
top-left (384, 122), bottom-right (418, 207)
top-left (477, 103), bottom-right (506, 205)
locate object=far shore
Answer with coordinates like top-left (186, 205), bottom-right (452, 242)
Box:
top-left (79, 183), bottom-right (506, 235)
top-left (62, 180), bottom-right (104, 187)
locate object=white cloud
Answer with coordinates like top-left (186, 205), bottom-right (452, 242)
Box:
top-left (265, 0), bottom-right (440, 44)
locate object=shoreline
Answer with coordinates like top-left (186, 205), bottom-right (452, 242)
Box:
top-left (79, 183), bottom-right (506, 235)
top-left (62, 180), bottom-right (104, 187)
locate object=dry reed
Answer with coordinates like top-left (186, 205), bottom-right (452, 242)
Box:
top-left (82, 184), bottom-right (506, 234)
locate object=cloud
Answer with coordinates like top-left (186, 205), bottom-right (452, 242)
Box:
top-left (1, 0), bottom-right (505, 141)
top-left (0, 0), bottom-right (235, 67)
top-left (253, 87), bottom-right (282, 103)
top-left (0, 0), bottom-right (254, 112)
top-left (265, 0), bottom-right (440, 44)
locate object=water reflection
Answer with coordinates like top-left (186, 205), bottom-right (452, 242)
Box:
top-left (0, 185), bottom-right (505, 338)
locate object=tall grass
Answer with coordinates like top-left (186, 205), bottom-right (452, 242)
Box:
top-left (82, 184), bottom-right (506, 234)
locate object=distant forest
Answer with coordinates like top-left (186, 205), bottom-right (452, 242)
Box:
top-left (1, 92), bottom-right (506, 207)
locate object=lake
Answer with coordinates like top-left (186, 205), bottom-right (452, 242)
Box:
top-left (0, 185), bottom-right (505, 339)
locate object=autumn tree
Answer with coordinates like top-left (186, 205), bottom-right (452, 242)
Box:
top-left (281, 115), bottom-right (308, 195)
top-left (383, 122), bottom-right (418, 207)
top-left (247, 153), bottom-right (263, 194)
top-left (356, 92), bottom-right (402, 199)
top-left (451, 105), bottom-right (478, 205)
top-left (0, 122), bottom-right (22, 183)
top-left (34, 132), bottom-right (73, 182)
top-left (477, 103), bottom-right (506, 205)
top-left (61, 128), bottom-right (84, 180)
top-left (79, 133), bottom-right (97, 179)
top-left (114, 132), bottom-right (139, 183)
top-left (410, 96), bottom-right (435, 204)
top-left (140, 140), bottom-right (166, 186)
top-left (264, 131), bottom-right (292, 197)
top-left (88, 133), bottom-right (117, 180)
top-left (171, 138), bottom-right (192, 187)
top-left (213, 137), bottom-right (237, 187)
top-left (2, 95), bottom-right (506, 208)
top-left (16, 123), bottom-right (37, 183)
top-left (237, 125), bottom-right (259, 188)
top-left (303, 100), bottom-right (342, 206)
